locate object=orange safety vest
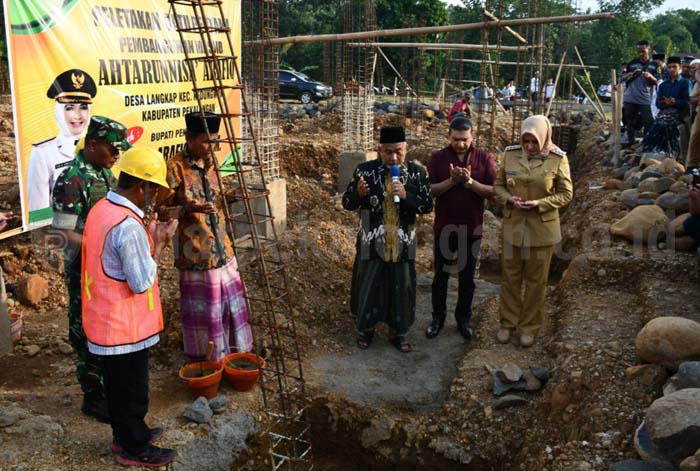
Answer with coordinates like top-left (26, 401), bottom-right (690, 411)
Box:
top-left (81, 198), bottom-right (163, 347)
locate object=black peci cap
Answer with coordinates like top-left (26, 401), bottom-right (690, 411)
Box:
top-left (185, 111), bottom-right (221, 134)
top-left (46, 69), bottom-right (97, 104)
top-left (379, 126), bottom-right (406, 144)
top-left (652, 53), bottom-right (666, 61)
top-left (668, 56), bottom-right (682, 65)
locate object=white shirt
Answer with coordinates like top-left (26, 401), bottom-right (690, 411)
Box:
top-left (26, 134), bottom-right (77, 212)
top-left (545, 83), bottom-right (555, 99)
top-left (530, 77), bottom-right (539, 93)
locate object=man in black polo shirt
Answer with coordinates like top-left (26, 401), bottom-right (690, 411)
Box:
top-left (426, 117), bottom-right (496, 342)
top-left (621, 40), bottom-right (660, 148)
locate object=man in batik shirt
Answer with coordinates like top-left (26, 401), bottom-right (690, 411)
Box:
top-left (160, 112), bottom-right (252, 362)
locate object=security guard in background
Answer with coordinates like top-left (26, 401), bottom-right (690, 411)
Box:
top-left (27, 69), bottom-right (97, 213)
top-left (493, 115), bottom-right (573, 348)
top-left (52, 116), bottom-right (131, 423)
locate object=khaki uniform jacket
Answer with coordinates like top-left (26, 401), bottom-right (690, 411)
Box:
top-left (494, 145), bottom-right (573, 247)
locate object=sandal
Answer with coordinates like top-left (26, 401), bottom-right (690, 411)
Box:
top-left (389, 335), bottom-right (412, 353)
top-left (356, 331), bottom-right (374, 349)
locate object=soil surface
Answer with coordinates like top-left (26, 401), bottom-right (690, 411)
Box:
top-left (1, 105), bottom-right (698, 470)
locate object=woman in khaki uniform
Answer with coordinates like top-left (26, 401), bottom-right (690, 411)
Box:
top-left (494, 115), bottom-right (573, 347)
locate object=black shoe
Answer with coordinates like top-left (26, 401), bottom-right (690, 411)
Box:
top-left (116, 444), bottom-right (176, 468)
top-left (425, 319), bottom-right (444, 339)
top-left (458, 324), bottom-right (474, 342)
top-left (81, 393), bottom-right (110, 424)
top-left (112, 427), bottom-right (163, 453)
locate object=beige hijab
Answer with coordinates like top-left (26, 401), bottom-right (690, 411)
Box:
top-left (520, 115), bottom-right (561, 158)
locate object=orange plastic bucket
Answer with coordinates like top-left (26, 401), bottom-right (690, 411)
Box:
top-left (222, 352), bottom-right (264, 392)
top-left (178, 360), bottom-right (223, 399)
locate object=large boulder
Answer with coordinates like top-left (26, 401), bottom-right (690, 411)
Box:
top-left (645, 388), bottom-right (700, 467)
top-left (656, 158), bottom-right (685, 175)
top-left (620, 189), bottom-right (641, 207)
top-left (610, 205), bottom-right (669, 243)
top-left (16, 274), bottom-right (49, 307)
top-left (663, 362), bottom-right (700, 396)
top-left (637, 177), bottom-right (674, 195)
top-left (656, 191), bottom-right (689, 213)
top-left (636, 317), bottom-right (700, 369)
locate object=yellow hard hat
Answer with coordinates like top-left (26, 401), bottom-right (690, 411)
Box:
top-left (112, 147), bottom-right (168, 188)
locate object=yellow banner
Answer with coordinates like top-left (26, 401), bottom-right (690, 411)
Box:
top-left (3, 0), bottom-right (241, 231)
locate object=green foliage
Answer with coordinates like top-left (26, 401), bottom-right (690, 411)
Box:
top-left (650, 10), bottom-right (700, 54)
top-left (276, 0), bottom-right (699, 93)
top-left (278, 0), bottom-right (344, 80)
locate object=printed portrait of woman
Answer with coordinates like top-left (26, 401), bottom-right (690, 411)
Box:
top-left (26, 68), bottom-right (97, 214)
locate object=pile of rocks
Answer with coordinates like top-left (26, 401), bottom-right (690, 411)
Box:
top-left (611, 316), bottom-right (700, 470)
top-left (0, 403), bottom-right (64, 445)
top-left (487, 363), bottom-right (550, 410)
top-left (605, 153), bottom-right (697, 250)
top-left (279, 101), bottom-right (342, 120)
top-left (182, 395), bottom-right (229, 424)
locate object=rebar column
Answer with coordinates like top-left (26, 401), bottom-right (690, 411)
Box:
top-left (170, 1), bottom-right (313, 469)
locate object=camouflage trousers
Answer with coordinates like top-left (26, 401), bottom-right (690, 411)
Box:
top-left (66, 272), bottom-right (104, 395)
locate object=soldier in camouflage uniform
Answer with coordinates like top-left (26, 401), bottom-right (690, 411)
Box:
top-left (51, 116), bottom-right (131, 423)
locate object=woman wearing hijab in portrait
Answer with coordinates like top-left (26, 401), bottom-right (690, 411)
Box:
top-left (493, 115), bottom-right (573, 348)
top-left (26, 69), bottom-right (97, 213)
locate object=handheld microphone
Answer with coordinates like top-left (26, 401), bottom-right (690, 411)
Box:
top-left (390, 165), bottom-right (401, 203)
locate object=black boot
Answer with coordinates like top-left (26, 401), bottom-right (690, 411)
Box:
top-left (81, 391), bottom-right (110, 424)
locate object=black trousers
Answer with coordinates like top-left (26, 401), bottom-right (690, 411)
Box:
top-left (623, 102), bottom-right (654, 144)
top-left (102, 348), bottom-right (150, 455)
top-left (431, 229), bottom-right (481, 327)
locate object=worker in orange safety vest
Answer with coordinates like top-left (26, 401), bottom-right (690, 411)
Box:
top-left (81, 147), bottom-right (178, 468)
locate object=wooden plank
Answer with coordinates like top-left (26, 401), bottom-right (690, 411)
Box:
top-left (546, 52), bottom-right (567, 117)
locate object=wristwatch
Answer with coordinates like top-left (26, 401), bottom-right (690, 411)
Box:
top-left (463, 177), bottom-right (473, 189)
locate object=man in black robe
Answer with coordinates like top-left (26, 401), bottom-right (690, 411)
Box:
top-left (342, 127), bottom-right (433, 353)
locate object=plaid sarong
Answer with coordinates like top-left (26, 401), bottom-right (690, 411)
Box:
top-left (179, 257), bottom-right (253, 361)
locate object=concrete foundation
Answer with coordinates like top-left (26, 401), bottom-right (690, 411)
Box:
top-left (338, 151), bottom-right (376, 192)
top-left (231, 177), bottom-right (287, 241)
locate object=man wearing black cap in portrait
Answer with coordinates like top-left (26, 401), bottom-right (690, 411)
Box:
top-left (342, 126), bottom-right (433, 353)
top-left (27, 68), bottom-right (97, 213)
top-left (641, 56), bottom-right (692, 158)
top-left (158, 112), bottom-right (253, 363)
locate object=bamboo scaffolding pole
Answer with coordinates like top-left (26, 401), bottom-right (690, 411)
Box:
top-left (245, 13), bottom-right (614, 46)
top-left (482, 10), bottom-right (528, 44)
top-left (545, 52), bottom-right (566, 117)
top-left (347, 42), bottom-right (529, 52)
top-left (574, 77), bottom-right (606, 121)
top-left (376, 47), bottom-right (417, 97)
top-left (453, 58), bottom-right (597, 69)
top-left (574, 46), bottom-right (608, 122)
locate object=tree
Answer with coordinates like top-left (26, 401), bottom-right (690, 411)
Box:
top-left (650, 11), bottom-right (700, 54)
top-left (278, 0), bottom-right (344, 79)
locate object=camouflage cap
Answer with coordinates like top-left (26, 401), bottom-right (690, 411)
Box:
top-left (85, 116), bottom-right (131, 151)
